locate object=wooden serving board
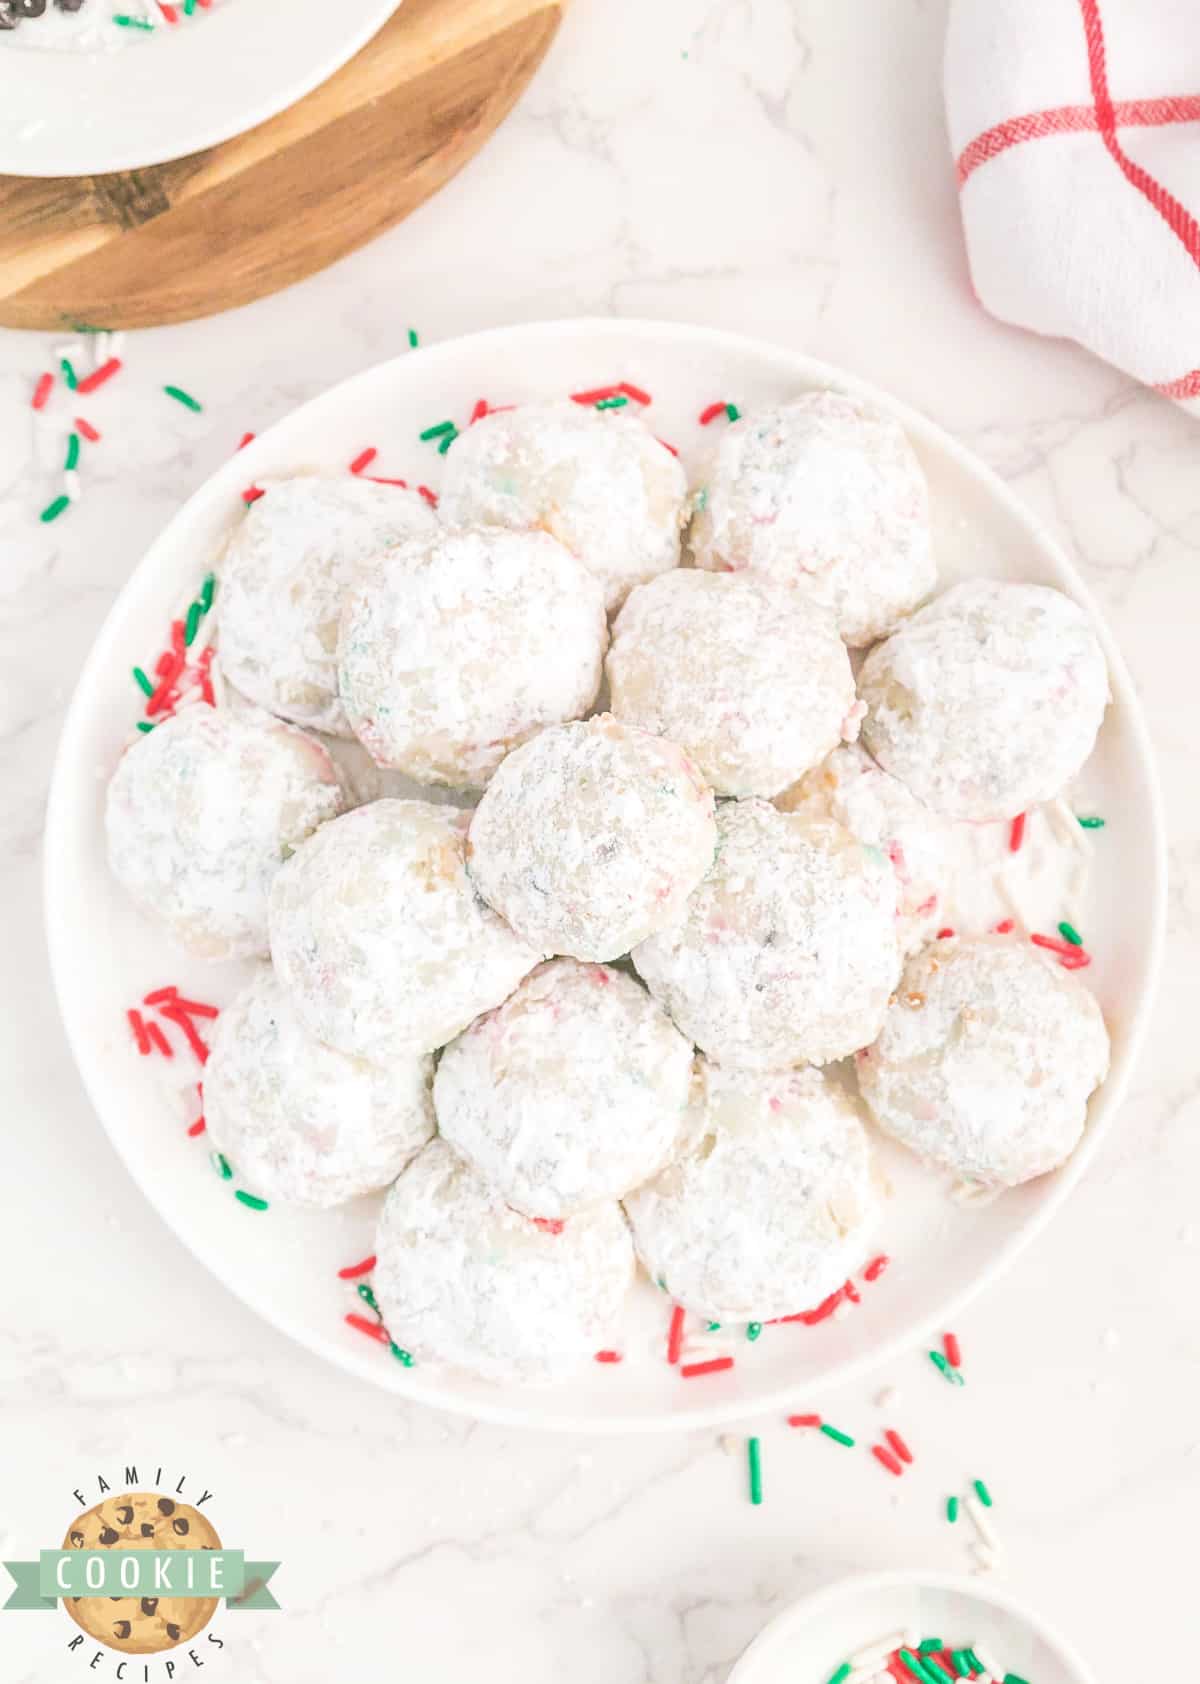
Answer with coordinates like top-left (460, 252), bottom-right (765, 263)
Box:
top-left (0, 0), bottom-right (563, 330)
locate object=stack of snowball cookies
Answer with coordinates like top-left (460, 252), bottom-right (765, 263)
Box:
top-left (104, 393), bottom-right (1112, 1385)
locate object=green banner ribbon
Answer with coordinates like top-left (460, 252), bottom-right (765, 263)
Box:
top-left (4, 1552), bottom-right (279, 1612)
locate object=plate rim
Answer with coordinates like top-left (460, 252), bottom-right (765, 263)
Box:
top-left (0, 0), bottom-right (401, 177)
top-left (42, 316), bottom-right (1167, 1433)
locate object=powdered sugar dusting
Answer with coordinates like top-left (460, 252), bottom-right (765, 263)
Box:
top-left (439, 401), bottom-right (688, 611)
top-left (632, 800), bottom-right (901, 1070)
top-left (205, 966), bottom-right (435, 1208)
top-left (373, 1138), bottom-right (635, 1383)
top-left (105, 704), bottom-right (344, 960)
top-left (859, 580), bottom-right (1110, 821)
top-left (857, 935), bottom-right (1110, 1187)
top-left (435, 958), bottom-right (695, 1218)
top-left (623, 1061), bottom-right (878, 1322)
top-left (269, 799), bottom-right (544, 1063)
top-left (466, 716), bottom-right (717, 962)
top-left (338, 526), bottom-right (606, 787)
top-left (606, 569), bottom-right (856, 799)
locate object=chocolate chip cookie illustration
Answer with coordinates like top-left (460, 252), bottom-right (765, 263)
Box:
top-left (61, 1493), bottom-right (221, 1655)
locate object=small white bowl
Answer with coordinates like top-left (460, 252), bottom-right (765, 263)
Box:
top-left (0, 0), bottom-right (400, 177)
top-left (729, 1571), bottom-right (1097, 1684)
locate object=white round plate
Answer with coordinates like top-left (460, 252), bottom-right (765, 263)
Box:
top-left (728, 1571), bottom-right (1097, 1684)
top-left (44, 319), bottom-right (1165, 1433)
top-left (0, 0), bottom-right (400, 177)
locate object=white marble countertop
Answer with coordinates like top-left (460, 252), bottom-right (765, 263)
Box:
top-left (2, 2), bottom-right (1196, 1679)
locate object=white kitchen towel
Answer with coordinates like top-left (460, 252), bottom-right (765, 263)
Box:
top-left (945, 0), bottom-right (1200, 412)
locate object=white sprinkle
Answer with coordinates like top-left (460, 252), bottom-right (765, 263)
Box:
top-left (718, 1434), bottom-right (741, 1457)
top-left (992, 868), bottom-right (1032, 930)
top-left (972, 1645), bottom-right (1004, 1680)
top-left (969, 1542), bottom-right (996, 1574)
top-left (965, 1493), bottom-right (1000, 1552)
top-left (1054, 796), bottom-right (1093, 854)
top-left (109, 331), bottom-right (127, 357)
top-left (63, 469), bottom-right (82, 502)
top-left (54, 340), bottom-right (84, 361)
top-left (848, 1631), bottom-right (908, 1671)
top-left (93, 331), bottom-right (110, 368)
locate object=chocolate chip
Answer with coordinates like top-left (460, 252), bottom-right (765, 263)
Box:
top-left (55, 0), bottom-right (86, 9)
top-left (157, 1498), bottom-right (175, 1515)
top-left (141, 1524), bottom-right (155, 1537)
top-left (14, 0), bottom-right (47, 15)
top-left (171, 1517), bottom-right (189, 1536)
top-left (69, 1531), bottom-right (84, 1548)
top-left (117, 1505), bottom-right (134, 1525)
top-left (166, 1624), bottom-right (181, 1642)
top-left (114, 1621), bottom-right (132, 1640)
top-left (99, 1527), bottom-right (119, 1546)
top-left (0, 7), bottom-right (17, 31)
top-left (140, 1598), bottom-right (158, 1616)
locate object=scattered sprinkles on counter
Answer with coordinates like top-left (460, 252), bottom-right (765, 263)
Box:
top-left (943, 1331), bottom-right (962, 1369)
top-left (340, 1275), bottom-right (414, 1367)
top-left (1008, 812), bottom-right (1026, 852)
top-left (747, 1436), bottom-right (763, 1505)
top-left (929, 1348), bottom-right (965, 1387)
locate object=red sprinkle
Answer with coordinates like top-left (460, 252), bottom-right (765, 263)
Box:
top-left (594, 1350), bottom-right (623, 1363)
top-left (773, 1286), bottom-right (844, 1326)
top-left (338, 1254), bottom-right (377, 1280)
top-left (532, 1217), bottom-right (564, 1235)
top-left (349, 447), bottom-right (378, 475)
top-left (936, 927), bottom-right (955, 939)
top-left (680, 1356), bottom-right (734, 1379)
top-left (127, 1009), bottom-right (152, 1054)
top-left (872, 1444), bottom-right (904, 1476)
top-left (618, 381), bottom-right (652, 405)
top-left (943, 1331), bottom-right (962, 1368)
top-left (786, 1413), bottom-right (823, 1428)
top-left (655, 437), bottom-right (680, 456)
top-left (345, 1312), bottom-right (389, 1344)
top-left (158, 2), bottom-right (179, 19)
top-left (158, 1002), bottom-right (210, 1063)
top-left (1009, 812), bottom-right (1027, 852)
top-left (197, 646), bottom-right (216, 706)
top-left (698, 400), bottom-right (728, 425)
top-left (236, 431), bottom-right (256, 451)
top-left (570, 384), bottom-right (623, 405)
top-left (146, 640), bottom-right (187, 716)
top-left (993, 918), bottom-right (1015, 934)
top-left (187, 1116), bottom-right (207, 1138)
top-left (75, 357), bottom-right (122, 396)
top-left (666, 1303), bottom-right (686, 1365)
top-left (143, 986), bottom-right (179, 1006)
top-left (242, 485), bottom-right (266, 505)
top-left (32, 372), bottom-right (54, 410)
top-left (363, 476), bottom-right (410, 487)
top-left (165, 995), bottom-right (220, 1019)
top-left (862, 1254), bottom-right (890, 1283)
top-left (469, 399), bottom-right (489, 424)
top-left (843, 1277), bottom-right (861, 1304)
top-left (144, 1021), bottom-right (173, 1058)
top-left (417, 485), bottom-right (438, 507)
top-left (75, 416), bottom-right (101, 441)
top-left (884, 1428), bottom-right (913, 1464)
top-left (1031, 932), bottom-right (1092, 967)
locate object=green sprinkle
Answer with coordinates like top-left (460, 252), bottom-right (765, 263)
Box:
top-left (1078, 814), bottom-right (1105, 829)
top-left (199, 571), bottom-right (216, 613)
top-left (133, 666), bottom-right (154, 697)
top-left (185, 601), bottom-right (202, 646)
top-left (694, 486), bottom-right (708, 511)
top-left (356, 1282), bottom-right (379, 1311)
top-left (595, 395), bottom-right (628, 409)
top-left (747, 1436), bottom-right (763, 1505)
top-left (210, 1152), bottom-right (232, 1180)
top-left (64, 431), bottom-right (80, 472)
top-left (706, 1321), bottom-right (721, 1331)
top-left (164, 384), bottom-right (203, 412)
top-left (898, 1651), bottom-right (932, 1682)
top-left (114, 13), bottom-right (155, 26)
top-left (389, 1342), bottom-right (415, 1366)
top-left (136, 720), bottom-right (155, 734)
top-left (974, 1477), bottom-right (994, 1507)
top-left (919, 1639), bottom-right (943, 1654)
top-left (407, 328), bottom-right (419, 348)
top-left (929, 1349), bottom-right (965, 1385)
top-left (725, 402), bottom-right (740, 421)
top-left (234, 1189), bottom-right (269, 1211)
top-left (924, 1661), bottom-right (955, 1684)
top-left (965, 1653), bottom-right (984, 1675)
top-left (437, 428), bottom-right (458, 455)
top-left (1056, 920), bottom-right (1082, 947)
top-left (60, 357), bottom-right (78, 390)
top-left (1003, 1675), bottom-right (1031, 1684)
top-left (819, 1423), bottom-right (855, 1447)
top-left (949, 1652), bottom-right (967, 1676)
top-left (825, 1666), bottom-right (851, 1684)
top-left (40, 494), bottom-right (70, 523)
top-left (419, 420), bottom-right (455, 440)
top-left (184, 0), bottom-right (195, 11)
top-left (946, 1494), bottom-right (959, 1524)
top-left (746, 1321), bottom-right (762, 1341)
